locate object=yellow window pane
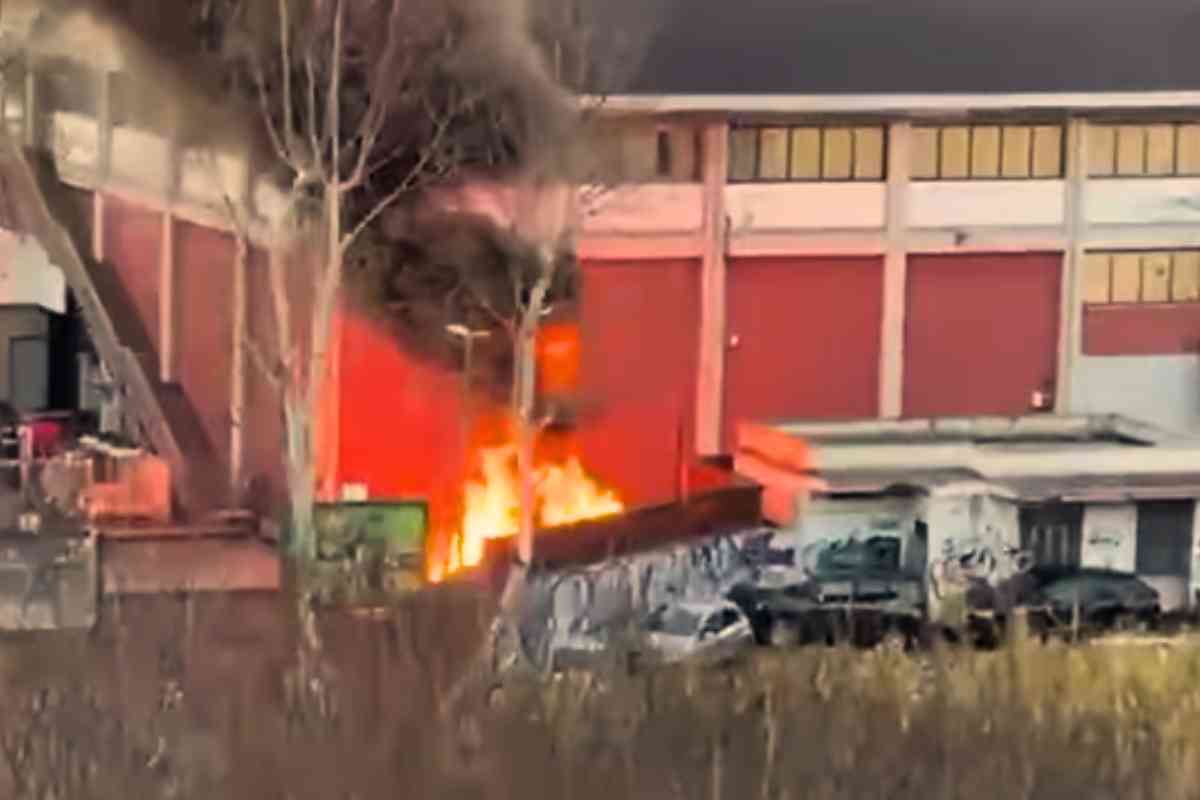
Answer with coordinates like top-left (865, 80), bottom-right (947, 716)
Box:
top-left (852, 127), bottom-right (884, 179)
top-left (1172, 251), bottom-right (1200, 301)
top-left (911, 127), bottom-right (939, 179)
top-left (728, 129), bottom-right (758, 181)
top-left (587, 121), bottom-right (625, 182)
top-left (1031, 126), bottom-right (1063, 178)
top-left (1142, 252), bottom-right (1171, 302)
top-left (789, 128), bottom-right (821, 179)
top-left (1146, 125), bottom-right (1176, 176)
top-left (668, 128), bottom-right (698, 181)
top-left (1116, 125), bottom-right (1146, 176)
top-left (1087, 125), bottom-right (1117, 177)
top-left (970, 126), bottom-right (1001, 178)
top-left (622, 125), bottom-right (658, 181)
top-left (822, 127), bottom-right (853, 179)
top-left (1111, 253), bottom-right (1142, 302)
top-left (940, 126), bottom-right (970, 179)
top-left (1178, 125), bottom-right (1200, 175)
top-left (1082, 253), bottom-right (1112, 304)
top-left (1001, 126), bottom-right (1032, 178)
top-left (758, 127), bottom-right (789, 180)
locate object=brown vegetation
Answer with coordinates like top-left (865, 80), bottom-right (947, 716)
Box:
top-left (0, 589), bottom-right (1196, 799)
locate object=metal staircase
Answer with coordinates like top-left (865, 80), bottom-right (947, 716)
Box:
top-left (0, 128), bottom-right (228, 517)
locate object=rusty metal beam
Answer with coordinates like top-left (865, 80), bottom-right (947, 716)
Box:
top-left (479, 481), bottom-right (762, 594)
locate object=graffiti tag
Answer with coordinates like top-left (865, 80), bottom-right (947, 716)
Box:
top-left (929, 525), bottom-right (1033, 600)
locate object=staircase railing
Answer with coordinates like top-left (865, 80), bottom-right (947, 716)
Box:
top-left (0, 127), bottom-right (204, 514)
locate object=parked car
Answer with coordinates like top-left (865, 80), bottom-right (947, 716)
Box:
top-left (639, 600), bottom-right (755, 665)
top-left (547, 621), bottom-right (610, 672)
top-left (727, 535), bottom-right (928, 649)
top-left (967, 566), bottom-right (1161, 644)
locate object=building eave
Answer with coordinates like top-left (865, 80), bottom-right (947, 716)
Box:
top-left (588, 92), bottom-right (1200, 116)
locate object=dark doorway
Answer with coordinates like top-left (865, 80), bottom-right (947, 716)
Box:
top-left (1020, 503), bottom-right (1084, 568)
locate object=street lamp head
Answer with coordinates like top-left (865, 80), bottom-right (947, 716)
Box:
top-left (446, 323), bottom-right (491, 340)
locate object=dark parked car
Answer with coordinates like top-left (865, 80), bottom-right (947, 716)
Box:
top-left (967, 565), bottom-right (1161, 644)
top-left (727, 535), bottom-right (927, 649)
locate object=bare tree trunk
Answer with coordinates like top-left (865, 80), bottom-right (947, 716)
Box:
top-left (229, 234), bottom-right (247, 498)
top-left (513, 318), bottom-right (538, 569)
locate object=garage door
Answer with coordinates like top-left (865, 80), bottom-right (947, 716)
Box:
top-left (576, 259), bottom-right (700, 505)
top-left (723, 256), bottom-right (883, 450)
top-left (904, 253), bottom-right (1061, 417)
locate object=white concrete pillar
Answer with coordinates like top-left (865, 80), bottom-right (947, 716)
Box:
top-left (879, 121), bottom-right (911, 418)
top-left (1055, 118), bottom-right (1088, 413)
top-left (695, 121), bottom-right (729, 454)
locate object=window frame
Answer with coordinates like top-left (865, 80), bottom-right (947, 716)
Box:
top-left (726, 122), bottom-right (889, 184)
top-left (1086, 120), bottom-right (1200, 179)
top-left (1082, 248), bottom-right (1200, 306)
top-left (911, 121), bottom-right (1066, 181)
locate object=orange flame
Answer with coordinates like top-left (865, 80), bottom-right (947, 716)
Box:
top-left (430, 443), bottom-right (624, 581)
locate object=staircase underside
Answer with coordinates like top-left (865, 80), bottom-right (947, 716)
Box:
top-left (0, 130), bottom-right (228, 517)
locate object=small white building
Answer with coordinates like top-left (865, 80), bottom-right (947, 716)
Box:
top-left (738, 415), bottom-right (1200, 618)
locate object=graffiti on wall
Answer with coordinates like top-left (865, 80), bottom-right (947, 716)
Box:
top-left (1080, 505), bottom-right (1137, 572)
top-left (929, 523), bottom-right (1033, 600)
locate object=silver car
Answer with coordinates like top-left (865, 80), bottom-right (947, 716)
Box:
top-left (642, 601), bottom-right (755, 664)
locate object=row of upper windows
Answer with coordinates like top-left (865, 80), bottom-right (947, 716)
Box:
top-left (1083, 250), bottom-right (1200, 305)
top-left (728, 123), bottom-right (1200, 182)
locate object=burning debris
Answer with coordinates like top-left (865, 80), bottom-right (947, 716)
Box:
top-left (438, 442), bottom-right (623, 578)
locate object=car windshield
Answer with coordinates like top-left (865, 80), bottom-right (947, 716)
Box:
top-left (646, 606), bottom-right (703, 636)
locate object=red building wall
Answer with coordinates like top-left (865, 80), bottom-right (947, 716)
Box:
top-left (904, 252), bottom-right (1061, 417)
top-left (336, 312), bottom-right (465, 504)
top-left (575, 258), bottom-right (700, 506)
top-left (174, 221), bottom-right (234, 457)
top-left (101, 194), bottom-right (160, 356)
top-left (723, 256), bottom-right (884, 448)
top-left (1083, 304), bottom-right (1200, 355)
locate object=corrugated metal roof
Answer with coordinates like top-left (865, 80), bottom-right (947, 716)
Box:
top-left (774, 415), bottom-right (1167, 446)
top-left (817, 468), bottom-right (983, 495)
top-left (1002, 474), bottom-right (1200, 502)
top-left (816, 470), bottom-right (1200, 501)
top-left (609, 0), bottom-right (1200, 97)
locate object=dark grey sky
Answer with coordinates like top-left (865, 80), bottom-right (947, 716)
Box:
top-left (608, 0), bottom-right (1200, 95)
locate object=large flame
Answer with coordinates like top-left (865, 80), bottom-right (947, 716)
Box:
top-left (431, 444), bottom-right (624, 581)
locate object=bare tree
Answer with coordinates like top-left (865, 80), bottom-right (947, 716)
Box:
top-left (235, 0), bottom-right (462, 572)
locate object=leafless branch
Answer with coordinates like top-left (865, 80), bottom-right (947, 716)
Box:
top-left (243, 334), bottom-right (284, 392)
top-left (253, 61), bottom-right (293, 168)
top-left (344, 0), bottom-right (406, 188)
top-left (278, 0), bottom-right (296, 160)
top-left (325, 0), bottom-right (343, 192)
top-left (339, 111), bottom-right (453, 253)
top-left (304, 47), bottom-right (321, 174)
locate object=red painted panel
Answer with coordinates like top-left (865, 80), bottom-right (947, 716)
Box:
top-left (102, 194), bottom-right (160, 354)
top-left (1084, 304), bottom-right (1200, 355)
top-left (724, 256), bottom-right (884, 449)
top-left (174, 222), bottom-right (234, 457)
top-left (337, 311), bottom-right (465, 508)
top-left (576, 259), bottom-right (700, 505)
top-left (904, 253), bottom-right (1061, 417)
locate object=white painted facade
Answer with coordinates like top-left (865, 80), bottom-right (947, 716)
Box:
top-left (724, 183), bottom-right (887, 231)
top-left (0, 232), bottom-right (66, 314)
top-left (907, 181), bottom-right (1066, 229)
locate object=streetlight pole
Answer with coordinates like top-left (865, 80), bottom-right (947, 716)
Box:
top-left (445, 323), bottom-right (491, 566)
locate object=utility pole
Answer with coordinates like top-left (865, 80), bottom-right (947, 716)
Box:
top-left (445, 323), bottom-right (491, 566)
